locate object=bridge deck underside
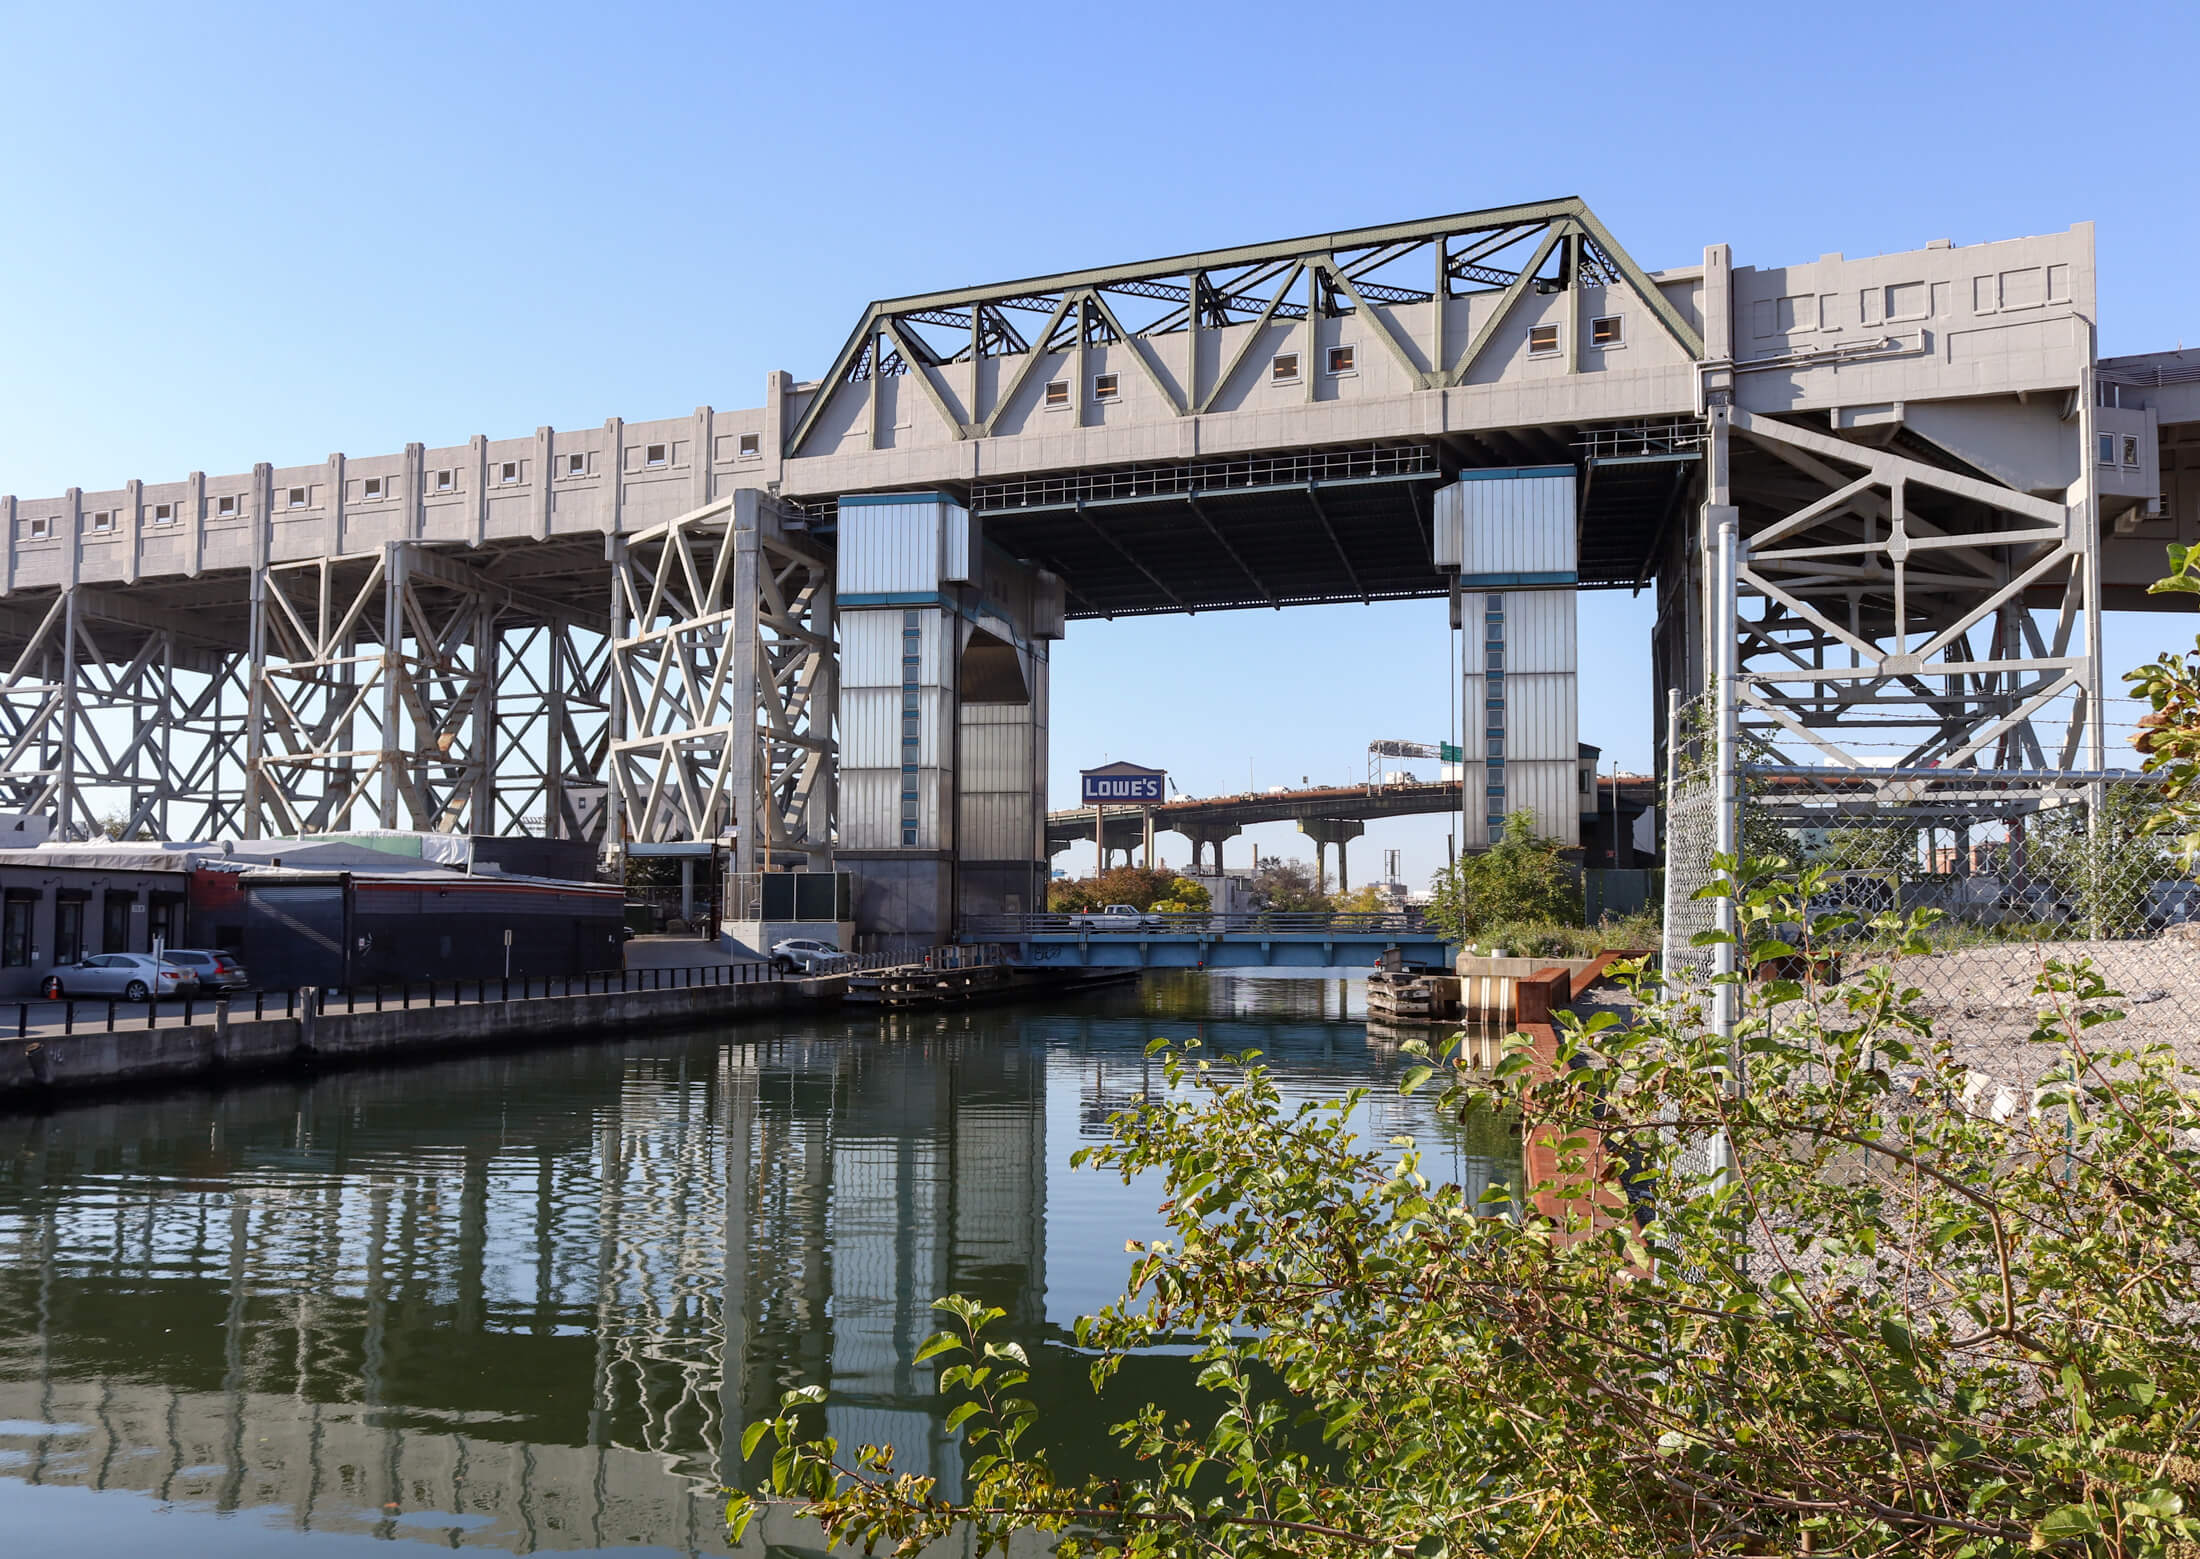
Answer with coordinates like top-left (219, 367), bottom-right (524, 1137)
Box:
top-left (976, 470), bottom-right (1445, 618)
top-left (966, 435), bottom-right (1709, 621)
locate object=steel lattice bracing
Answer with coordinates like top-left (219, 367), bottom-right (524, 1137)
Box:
top-left (1702, 403), bottom-right (2102, 799)
top-left (0, 589), bottom-right (248, 839)
top-left (609, 491), bottom-right (835, 864)
top-left (241, 543), bottom-right (609, 840)
top-left (785, 197), bottom-right (1703, 457)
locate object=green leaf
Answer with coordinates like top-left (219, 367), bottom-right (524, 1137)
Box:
top-left (725, 1493), bottom-right (756, 1543)
top-left (913, 1330), bottom-right (963, 1364)
top-left (2036, 1504), bottom-right (2101, 1539)
top-left (739, 1419), bottom-right (772, 1459)
top-left (1400, 1065), bottom-right (1435, 1095)
top-left (944, 1401), bottom-right (984, 1434)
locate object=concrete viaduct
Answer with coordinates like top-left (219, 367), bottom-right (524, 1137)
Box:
top-left (3, 197), bottom-right (2191, 945)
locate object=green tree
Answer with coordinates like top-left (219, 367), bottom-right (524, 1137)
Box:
top-left (1248, 858), bottom-right (1330, 913)
top-left (1424, 808), bottom-right (1581, 941)
top-left (732, 867), bottom-right (2200, 1557)
top-left (2127, 541), bottom-right (2200, 869)
top-left (2027, 782), bottom-right (2173, 936)
top-left (1050, 866), bottom-right (1202, 914)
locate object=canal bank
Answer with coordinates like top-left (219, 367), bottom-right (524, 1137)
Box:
top-left (0, 972), bottom-right (836, 1104)
top-left (0, 960), bottom-right (1155, 1108)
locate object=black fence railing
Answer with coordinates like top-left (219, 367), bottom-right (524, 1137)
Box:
top-left (11, 961), bottom-right (795, 1039)
top-left (960, 911), bottom-right (1434, 939)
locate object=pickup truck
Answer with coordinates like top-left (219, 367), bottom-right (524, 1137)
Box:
top-left (1066, 903), bottom-right (1168, 931)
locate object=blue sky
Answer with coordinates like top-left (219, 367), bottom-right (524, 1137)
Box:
top-left (4, 1), bottom-right (2195, 884)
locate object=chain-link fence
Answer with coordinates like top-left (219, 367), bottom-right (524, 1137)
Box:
top-left (1659, 764), bottom-right (2200, 1083)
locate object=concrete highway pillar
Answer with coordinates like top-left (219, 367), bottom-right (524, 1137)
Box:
top-left (1179, 822), bottom-right (1244, 874)
top-left (1297, 817), bottom-right (1366, 894)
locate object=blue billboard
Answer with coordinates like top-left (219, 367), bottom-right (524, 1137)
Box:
top-left (1080, 763), bottom-right (1166, 804)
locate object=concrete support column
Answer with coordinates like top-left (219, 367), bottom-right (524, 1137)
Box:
top-left (56, 588), bottom-right (79, 838)
top-left (727, 491), bottom-right (763, 872)
top-left (1297, 817), bottom-right (1365, 894)
top-left (379, 541), bottom-right (406, 829)
top-left (1180, 822), bottom-right (1243, 876)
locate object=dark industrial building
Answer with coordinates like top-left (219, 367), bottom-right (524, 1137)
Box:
top-left (0, 836), bottom-right (622, 996)
top-left (237, 867), bottom-right (624, 988)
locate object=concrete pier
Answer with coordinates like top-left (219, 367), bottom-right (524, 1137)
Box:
top-left (0, 974), bottom-right (839, 1107)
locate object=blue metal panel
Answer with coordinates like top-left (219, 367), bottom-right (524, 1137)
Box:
top-left (1452, 465), bottom-right (1573, 481)
top-left (838, 491), bottom-right (956, 507)
top-left (996, 933), bottom-right (1455, 970)
top-left (1454, 571), bottom-right (1577, 587)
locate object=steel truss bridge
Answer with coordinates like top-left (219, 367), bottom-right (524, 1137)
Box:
top-left (2, 196), bottom-right (2190, 942)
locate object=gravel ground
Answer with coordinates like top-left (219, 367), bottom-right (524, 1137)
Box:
top-left (1885, 933), bottom-right (2200, 1083)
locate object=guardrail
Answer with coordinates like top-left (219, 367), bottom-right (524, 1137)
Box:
top-left (10, 961), bottom-right (789, 1039)
top-left (841, 943), bottom-right (1008, 972)
top-left (960, 911), bottom-right (1435, 938)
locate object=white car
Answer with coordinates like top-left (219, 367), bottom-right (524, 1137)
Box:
top-left (40, 953), bottom-right (203, 1002)
top-left (1066, 903), bottom-right (1168, 931)
top-left (770, 937), bottom-right (849, 974)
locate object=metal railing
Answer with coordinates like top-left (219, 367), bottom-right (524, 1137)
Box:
top-left (842, 943), bottom-right (1008, 972)
top-left (971, 442), bottom-right (1439, 513)
top-left (9, 961), bottom-right (795, 1040)
top-left (960, 910), bottom-right (1435, 939)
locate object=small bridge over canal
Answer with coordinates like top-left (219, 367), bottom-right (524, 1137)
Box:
top-left (961, 910), bottom-right (1453, 970)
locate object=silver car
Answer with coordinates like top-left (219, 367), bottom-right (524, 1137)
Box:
top-left (770, 937), bottom-right (849, 975)
top-left (161, 948), bottom-right (253, 991)
top-left (40, 953), bottom-right (203, 1002)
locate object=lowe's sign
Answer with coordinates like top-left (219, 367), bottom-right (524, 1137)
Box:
top-left (1080, 762), bottom-right (1167, 804)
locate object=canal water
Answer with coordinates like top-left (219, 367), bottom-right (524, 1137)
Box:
top-left (0, 973), bottom-right (1513, 1556)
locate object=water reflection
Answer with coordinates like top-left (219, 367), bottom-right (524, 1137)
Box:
top-left (0, 972), bottom-right (1514, 1554)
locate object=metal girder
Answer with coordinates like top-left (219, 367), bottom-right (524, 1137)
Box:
top-left (786, 197), bottom-right (1704, 457)
top-left (1709, 407), bottom-right (2097, 784)
top-left (608, 492), bottom-right (835, 863)
top-left (0, 587), bottom-right (249, 840)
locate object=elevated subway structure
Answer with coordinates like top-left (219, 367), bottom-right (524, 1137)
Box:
top-left (1, 197), bottom-right (2181, 948)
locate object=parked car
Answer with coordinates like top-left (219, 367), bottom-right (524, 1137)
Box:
top-left (160, 948), bottom-right (252, 991)
top-left (770, 937), bottom-right (849, 975)
top-left (1066, 903), bottom-right (1168, 931)
top-left (39, 953), bottom-right (202, 1002)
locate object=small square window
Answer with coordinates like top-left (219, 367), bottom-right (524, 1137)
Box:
top-left (1325, 345), bottom-right (1355, 375)
top-left (216, 495), bottom-right (238, 517)
top-left (1487, 739), bottom-right (1504, 758)
top-left (1591, 315), bottom-right (1623, 347)
top-left (499, 461), bottom-right (520, 484)
top-left (363, 476), bottom-right (386, 500)
top-left (1043, 379), bottom-right (1070, 409)
top-left (287, 487), bottom-right (308, 508)
top-left (435, 469), bottom-right (455, 492)
top-left (1527, 323), bottom-right (1561, 356)
top-left (902, 828), bottom-right (919, 846)
top-left (27, 516), bottom-right (50, 539)
top-left (566, 452), bottom-right (587, 476)
top-left (1092, 373), bottom-right (1119, 401)
top-left (90, 510), bottom-right (114, 532)
top-left (2123, 435), bottom-right (2142, 468)
top-left (2098, 433), bottom-right (2117, 465)
top-left (736, 433), bottom-right (760, 458)
top-left (1485, 652), bottom-right (1504, 671)
top-left (152, 502), bottom-right (175, 524)
top-left (1270, 352), bottom-right (1300, 384)
top-left (645, 444), bottom-right (667, 467)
